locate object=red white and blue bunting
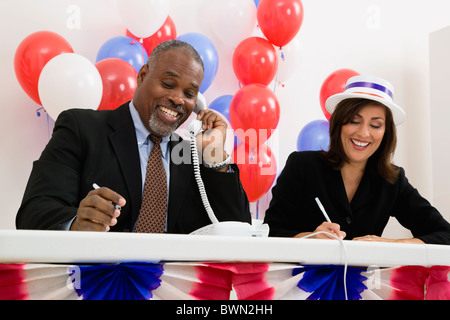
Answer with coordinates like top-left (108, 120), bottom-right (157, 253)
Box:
top-left (1, 262), bottom-right (449, 300)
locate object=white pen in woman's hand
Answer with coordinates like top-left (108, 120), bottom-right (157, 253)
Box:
top-left (315, 197), bottom-right (331, 223)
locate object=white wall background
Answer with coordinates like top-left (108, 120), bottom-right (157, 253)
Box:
top-left (1, 0), bottom-right (449, 238)
top-left (430, 26), bottom-right (450, 225)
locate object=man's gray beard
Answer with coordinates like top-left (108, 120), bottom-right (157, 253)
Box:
top-left (148, 112), bottom-right (181, 137)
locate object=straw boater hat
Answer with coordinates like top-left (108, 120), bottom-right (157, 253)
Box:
top-left (325, 75), bottom-right (406, 126)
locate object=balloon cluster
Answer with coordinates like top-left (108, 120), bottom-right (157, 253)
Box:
top-left (14, 1), bottom-right (176, 119)
top-left (215, 0), bottom-right (303, 203)
top-left (14, 31), bottom-right (101, 119)
top-left (13, 0), bottom-right (325, 204)
top-left (297, 68), bottom-right (360, 152)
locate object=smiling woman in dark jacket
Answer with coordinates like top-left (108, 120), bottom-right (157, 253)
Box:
top-left (264, 75), bottom-right (450, 245)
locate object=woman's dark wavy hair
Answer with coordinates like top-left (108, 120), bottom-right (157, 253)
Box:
top-left (322, 98), bottom-right (399, 184)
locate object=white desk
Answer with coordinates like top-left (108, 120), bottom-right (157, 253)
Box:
top-left (1, 229), bottom-right (449, 267)
top-left (1, 230), bottom-right (449, 300)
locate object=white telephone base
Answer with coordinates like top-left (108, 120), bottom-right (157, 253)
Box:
top-left (190, 221), bottom-right (269, 237)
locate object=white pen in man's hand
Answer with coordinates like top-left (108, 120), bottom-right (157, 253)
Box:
top-left (315, 197), bottom-right (331, 223)
top-left (93, 183), bottom-right (122, 210)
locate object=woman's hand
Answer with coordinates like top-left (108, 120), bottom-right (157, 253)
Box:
top-left (294, 222), bottom-right (347, 240)
top-left (352, 235), bottom-right (425, 244)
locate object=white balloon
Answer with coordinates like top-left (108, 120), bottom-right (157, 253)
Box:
top-left (38, 53), bottom-right (103, 119)
top-left (117, 0), bottom-right (170, 38)
top-left (207, 0), bottom-right (257, 48)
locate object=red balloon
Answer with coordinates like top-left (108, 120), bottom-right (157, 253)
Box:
top-left (319, 68), bottom-right (360, 120)
top-left (257, 0), bottom-right (304, 47)
top-left (126, 15), bottom-right (177, 56)
top-left (232, 37), bottom-right (278, 86)
top-left (14, 31), bottom-right (74, 105)
top-left (229, 84), bottom-right (280, 146)
top-left (233, 143), bottom-right (277, 203)
top-left (96, 58), bottom-right (137, 110)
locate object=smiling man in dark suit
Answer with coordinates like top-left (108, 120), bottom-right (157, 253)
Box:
top-left (16, 40), bottom-right (251, 233)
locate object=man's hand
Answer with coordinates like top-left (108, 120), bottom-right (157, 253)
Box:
top-left (71, 187), bottom-right (126, 231)
top-left (195, 109), bottom-right (229, 171)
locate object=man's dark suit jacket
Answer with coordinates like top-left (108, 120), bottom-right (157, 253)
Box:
top-left (16, 103), bottom-right (251, 233)
top-left (264, 151), bottom-right (450, 244)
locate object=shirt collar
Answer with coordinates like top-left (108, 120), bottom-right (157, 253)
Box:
top-left (129, 101), bottom-right (171, 159)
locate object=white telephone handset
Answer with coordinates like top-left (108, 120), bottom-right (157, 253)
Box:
top-left (187, 91), bottom-right (206, 136)
top-left (188, 93), bottom-right (269, 237)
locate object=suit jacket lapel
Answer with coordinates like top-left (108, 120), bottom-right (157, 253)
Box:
top-left (327, 166), bottom-right (375, 218)
top-left (324, 167), bottom-right (352, 218)
top-left (107, 103), bottom-right (142, 225)
top-left (167, 134), bottom-right (193, 232)
top-left (350, 169), bottom-right (375, 212)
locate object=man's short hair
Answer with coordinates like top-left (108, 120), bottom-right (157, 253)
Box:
top-left (147, 39), bottom-right (204, 71)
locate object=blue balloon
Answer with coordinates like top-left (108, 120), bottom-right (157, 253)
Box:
top-left (96, 36), bottom-right (148, 73)
top-left (177, 33), bottom-right (218, 93)
top-left (208, 95), bottom-right (233, 122)
top-left (254, 0), bottom-right (260, 7)
top-left (297, 120), bottom-right (330, 152)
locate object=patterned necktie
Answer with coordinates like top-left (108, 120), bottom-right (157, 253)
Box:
top-left (134, 134), bottom-right (167, 233)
